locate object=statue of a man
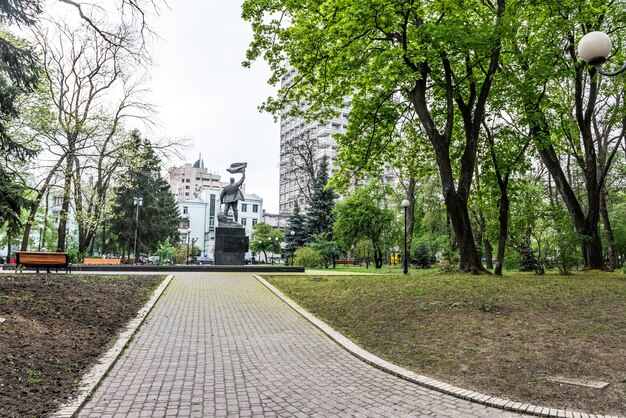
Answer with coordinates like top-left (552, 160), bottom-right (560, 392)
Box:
top-left (220, 173), bottom-right (245, 222)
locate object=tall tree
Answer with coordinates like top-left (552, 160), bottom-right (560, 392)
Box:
top-left (108, 131), bottom-right (179, 257)
top-left (0, 8), bottom-right (40, 236)
top-left (285, 200), bottom-right (307, 257)
top-left (305, 155), bottom-right (335, 238)
top-left (333, 181), bottom-right (395, 269)
top-left (244, 0), bottom-right (510, 273)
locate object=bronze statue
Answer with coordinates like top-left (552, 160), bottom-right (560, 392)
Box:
top-left (220, 162), bottom-right (247, 222)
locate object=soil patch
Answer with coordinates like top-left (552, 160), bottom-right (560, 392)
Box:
top-left (0, 274), bottom-right (164, 417)
top-left (267, 271), bottom-right (626, 416)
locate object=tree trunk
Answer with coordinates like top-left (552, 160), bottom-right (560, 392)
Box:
top-left (21, 157), bottom-right (66, 250)
top-left (56, 156), bottom-right (74, 252)
top-left (531, 123), bottom-right (607, 271)
top-left (405, 177), bottom-right (416, 265)
top-left (494, 190), bottom-right (510, 275)
top-left (484, 239), bottom-right (494, 270)
top-left (600, 187), bottom-right (619, 269)
top-left (443, 190), bottom-right (485, 274)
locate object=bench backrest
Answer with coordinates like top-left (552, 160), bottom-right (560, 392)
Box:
top-left (16, 251), bottom-right (69, 266)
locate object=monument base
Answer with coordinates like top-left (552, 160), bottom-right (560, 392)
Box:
top-left (214, 225), bottom-right (249, 265)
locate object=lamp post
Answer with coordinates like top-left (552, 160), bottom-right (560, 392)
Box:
top-left (133, 196), bottom-right (143, 264)
top-left (578, 31), bottom-right (626, 76)
top-left (401, 199), bottom-right (410, 275)
top-left (290, 230), bottom-right (295, 265)
top-left (191, 236), bottom-right (199, 264)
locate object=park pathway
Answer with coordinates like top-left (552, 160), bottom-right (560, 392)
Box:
top-left (79, 273), bottom-right (526, 417)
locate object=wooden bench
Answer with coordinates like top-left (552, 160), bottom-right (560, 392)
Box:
top-left (83, 258), bottom-right (121, 265)
top-left (16, 251), bottom-right (70, 273)
top-left (335, 259), bottom-right (356, 266)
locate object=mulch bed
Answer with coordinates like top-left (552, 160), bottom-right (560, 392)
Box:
top-left (0, 274), bottom-right (164, 417)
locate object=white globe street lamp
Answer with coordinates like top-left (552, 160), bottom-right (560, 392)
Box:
top-left (578, 31), bottom-right (626, 76)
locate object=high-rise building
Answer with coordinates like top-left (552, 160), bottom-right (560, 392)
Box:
top-left (278, 70), bottom-right (350, 215)
top-left (278, 69), bottom-right (398, 215)
top-left (167, 155), bottom-right (236, 200)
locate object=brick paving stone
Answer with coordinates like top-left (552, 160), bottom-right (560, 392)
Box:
top-left (79, 273), bottom-right (532, 417)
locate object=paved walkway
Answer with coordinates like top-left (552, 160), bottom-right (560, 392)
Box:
top-left (79, 273), bottom-right (526, 417)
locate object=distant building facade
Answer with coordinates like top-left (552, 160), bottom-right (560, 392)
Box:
top-left (168, 156), bottom-right (236, 200)
top-left (177, 189), bottom-right (263, 260)
top-left (278, 68), bottom-right (398, 216)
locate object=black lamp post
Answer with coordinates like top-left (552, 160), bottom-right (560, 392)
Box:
top-left (578, 31), bottom-right (626, 76)
top-left (401, 199), bottom-right (410, 275)
top-left (191, 236), bottom-right (198, 264)
top-left (133, 196), bottom-right (143, 264)
top-left (290, 230), bottom-right (295, 265)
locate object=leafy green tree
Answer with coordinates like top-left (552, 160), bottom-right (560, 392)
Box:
top-left (243, 0), bottom-right (511, 273)
top-left (109, 131), bottom-right (180, 258)
top-left (309, 233), bottom-right (342, 268)
top-left (155, 238), bottom-right (176, 265)
top-left (411, 236), bottom-right (436, 269)
top-left (305, 155), bottom-right (335, 238)
top-left (293, 246), bottom-right (324, 269)
top-left (250, 222), bottom-right (284, 262)
top-left (333, 181), bottom-right (395, 268)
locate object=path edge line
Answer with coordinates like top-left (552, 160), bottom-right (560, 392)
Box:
top-left (52, 274), bottom-right (176, 418)
top-left (254, 274), bottom-right (619, 418)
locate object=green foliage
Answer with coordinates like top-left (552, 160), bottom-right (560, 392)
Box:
top-left (308, 233), bottom-right (342, 268)
top-left (0, 18), bottom-right (40, 235)
top-left (285, 200), bottom-right (307, 254)
top-left (109, 131), bottom-right (180, 255)
top-left (305, 156), bottom-right (335, 238)
top-left (250, 222), bottom-right (284, 261)
top-left (293, 246), bottom-right (324, 269)
top-left (174, 244), bottom-right (187, 265)
top-left (411, 237), bottom-right (436, 269)
top-left (155, 238), bottom-right (176, 265)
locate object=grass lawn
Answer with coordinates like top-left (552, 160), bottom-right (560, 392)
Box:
top-left (0, 274), bottom-right (165, 417)
top-left (265, 270), bottom-right (626, 415)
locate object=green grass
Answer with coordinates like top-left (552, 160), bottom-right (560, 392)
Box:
top-left (265, 270), bottom-right (626, 415)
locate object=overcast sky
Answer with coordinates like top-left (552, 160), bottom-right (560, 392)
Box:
top-left (146, 1), bottom-right (281, 212)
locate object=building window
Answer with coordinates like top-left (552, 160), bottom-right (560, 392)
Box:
top-left (186, 179), bottom-right (190, 183)
top-left (252, 204), bottom-right (259, 213)
top-left (241, 203), bottom-right (248, 212)
top-left (252, 219), bottom-right (257, 226)
top-left (183, 206), bottom-right (188, 214)
top-left (185, 185), bottom-right (190, 189)
top-left (242, 218), bottom-right (247, 226)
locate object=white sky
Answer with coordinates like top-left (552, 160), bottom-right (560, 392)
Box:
top-left (146, 1), bottom-right (281, 212)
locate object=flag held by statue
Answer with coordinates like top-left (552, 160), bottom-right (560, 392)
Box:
top-left (227, 162), bottom-right (247, 174)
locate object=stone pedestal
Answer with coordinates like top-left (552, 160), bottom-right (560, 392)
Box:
top-left (214, 225), bottom-right (249, 265)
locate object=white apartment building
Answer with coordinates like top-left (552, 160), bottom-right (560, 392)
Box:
top-left (278, 69), bottom-right (398, 215)
top-left (178, 189), bottom-right (263, 259)
top-left (278, 69), bottom-right (350, 215)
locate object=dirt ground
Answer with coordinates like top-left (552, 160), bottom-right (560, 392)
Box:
top-left (0, 274), bottom-right (164, 418)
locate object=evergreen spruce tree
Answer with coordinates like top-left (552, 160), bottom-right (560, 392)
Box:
top-left (285, 200), bottom-right (307, 257)
top-left (109, 131), bottom-right (180, 257)
top-left (305, 155), bottom-right (335, 239)
top-left (0, 7), bottom-right (41, 235)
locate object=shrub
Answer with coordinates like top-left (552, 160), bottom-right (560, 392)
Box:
top-left (294, 246), bottom-right (324, 268)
